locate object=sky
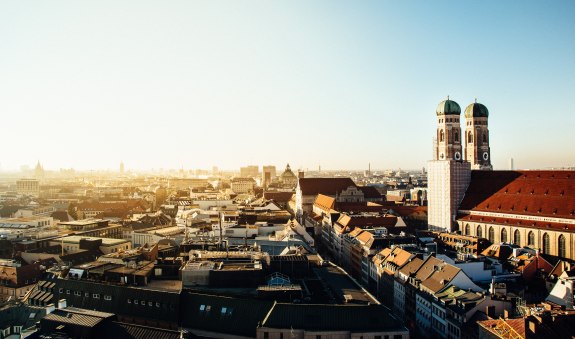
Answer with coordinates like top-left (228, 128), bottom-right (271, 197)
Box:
top-left (1, 1), bottom-right (574, 172)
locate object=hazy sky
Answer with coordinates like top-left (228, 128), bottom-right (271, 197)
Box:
top-left (1, 1), bottom-right (574, 171)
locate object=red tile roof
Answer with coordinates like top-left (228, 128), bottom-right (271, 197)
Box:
top-left (298, 178), bottom-right (356, 196)
top-left (314, 194), bottom-right (336, 212)
top-left (460, 170), bottom-right (575, 220)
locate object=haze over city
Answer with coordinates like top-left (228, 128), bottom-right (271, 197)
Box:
top-left (1, 1), bottom-right (574, 171)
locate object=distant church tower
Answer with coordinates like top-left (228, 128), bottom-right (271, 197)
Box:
top-left (464, 100), bottom-right (492, 170)
top-left (428, 98), bottom-right (471, 232)
top-left (34, 161), bottom-right (45, 179)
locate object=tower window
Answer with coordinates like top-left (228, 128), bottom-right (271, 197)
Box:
top-left (440, 130), bottom-right (445, 142)
top-left (468, 132), bottom-right (473, 144)
top-left (482, 134), bottom-right (487, 143)
top-left (454, 131), bottom-right (459, 142)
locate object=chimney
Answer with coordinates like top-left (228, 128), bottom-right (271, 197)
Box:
top-left (58, 299), bottom-right (67, 309)
top-left (46, 304), bottom-right (56, 314)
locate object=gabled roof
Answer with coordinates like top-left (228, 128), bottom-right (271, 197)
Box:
top-left (314, 194), bottom-right (336, 212)
top-left (298, 178), bottom-right (356, 196)
top-left (460, 170), bottom-right (575, 220)
top-left (398, 257), bottom-right (424, 277)
top-left (358, 186), bottom-right (383, 199)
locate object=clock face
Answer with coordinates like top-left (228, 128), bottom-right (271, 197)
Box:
top-left (454, 152), bottom-right (461, 160)
top-left (483, 152), bottom-right (489, 160)
top-left (440, 152), bottom-right (445, 160)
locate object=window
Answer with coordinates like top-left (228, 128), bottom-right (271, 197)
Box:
top-left (199, 304), bottom-right (205, 311)
top-left (148, 301), bottom-right (153, 307)
top-left (59, 288), bottom-right (63, 293)
top-left (134, 299), bottom-right (139, 305)
top-left (514, 230), bottom-right (521, 246)
top-left (559, 235), bottom-right (566, 258)
top-left (74, 291), bottom-right (81, 296)
top-left (476, 226), bottom-right (482, 238)
top-left (263, 332), bottom-right (269, 339)
top-left (104, 295), bottom-right (112, 301)
top-left (501, 228), bottom-right (507, 243)
top-left (483, 134), bottom-right (487, 143)
top-left (156, 302), bottom-right (161, 308)
top-left (465, 224), bottom-right (470, 235)
top-left (85, 292), bottom-right (90, 297)
top-left (468, 132), bottom-right (473, 144)
top-left (528, 231), bottom-right (535, 246)
top-left (440, 130), bottom-right (445, 142)
top-left (127, 299), bottom-right (132, 304)
top-left (488, 227), bottom-right (494, 242)
top-left (542, 233), bottom-right (550, 254)
top-left (454, 131), bottom-right (459, 143)
top-left (66, 289), bottom-right (70, 294)
top-left (93, 293), bottom-right (100, 299)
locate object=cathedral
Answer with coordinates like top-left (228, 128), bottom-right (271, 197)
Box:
top-left (427, 98), bottom-right (575, 259)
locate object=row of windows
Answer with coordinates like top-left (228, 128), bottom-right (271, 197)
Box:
top-left (465, 224), bottom-right (567, 257)
top-left (127, 299), bottom-right (161, 307)
top-left (59, 288), bottom-right (112, 301)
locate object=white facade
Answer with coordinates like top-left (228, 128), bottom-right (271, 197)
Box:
top-left (427, 160), bottom-right (470, 232)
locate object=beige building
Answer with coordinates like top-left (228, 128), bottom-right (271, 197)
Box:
top-left (50, 236), bottom-right (131, 254)
top-left (16, 179), bottom-right (40, 196)
top-left (231, 177), bottom-right (256, 194)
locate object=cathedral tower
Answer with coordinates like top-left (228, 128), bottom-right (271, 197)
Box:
top-left (464, 100), bottom-right (492, 170)
top-left (434, 98), bottom-right (463, 161)
top-left (428, 98), bottom-right (471, 232)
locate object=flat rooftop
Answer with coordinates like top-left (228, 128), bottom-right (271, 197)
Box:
top-left (58, 235), bottom-right (129, 246)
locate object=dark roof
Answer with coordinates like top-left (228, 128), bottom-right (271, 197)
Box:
top-left (459, 170), bottom-right (575, 220)
top-left (263, 192), bottom-right (294, 203)
top-left (261, 303), bottom-right (406, 332)
top-left (180, 291), bottom-right (274, 337)
top-left (51, 210), bottom-right (72, 222)
top-left (104, 322), bottom-right (184, 339)
top-left (43, 307), bottom-right (115, 328)
top-left (358, 186), bottom-right (383, 199)
top-left (298, 178), bottom-right (356, 196)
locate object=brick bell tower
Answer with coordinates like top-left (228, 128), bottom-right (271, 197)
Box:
top-left (464, 99), bottom-right (492, 170)
top-left (428, 97), bottom-right (471, 232)
top-left (434, 97), bottom-right (463, 162)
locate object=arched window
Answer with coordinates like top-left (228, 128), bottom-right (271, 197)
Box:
top-left (440, 130), bottom-right (445, 142)
top-left (514, 230), bottom-right (521, 246)
top-left (542, 233), bottom-right (550, 254)
top-left (465, 224), bottom-right (470, 235)
top-left (528, 231), bottom-right (535, 246)
top-left (476, 226), bottom-right (482, 238)
top-left (501, 228), bottom-right (507, 243)
top-left (454, 131), bottom-right (459, 142)
top-left (558, 235), bottom-right (566, 258)
top-left (468, 132), bottom-right (473, 144)
top-left (488, 227), bottom-right (495, 242)
top-left (482, 134), bottom-right (487, 143)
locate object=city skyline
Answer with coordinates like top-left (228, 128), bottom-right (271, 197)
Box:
top-left (1, 1), bottom-right (574, 171)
